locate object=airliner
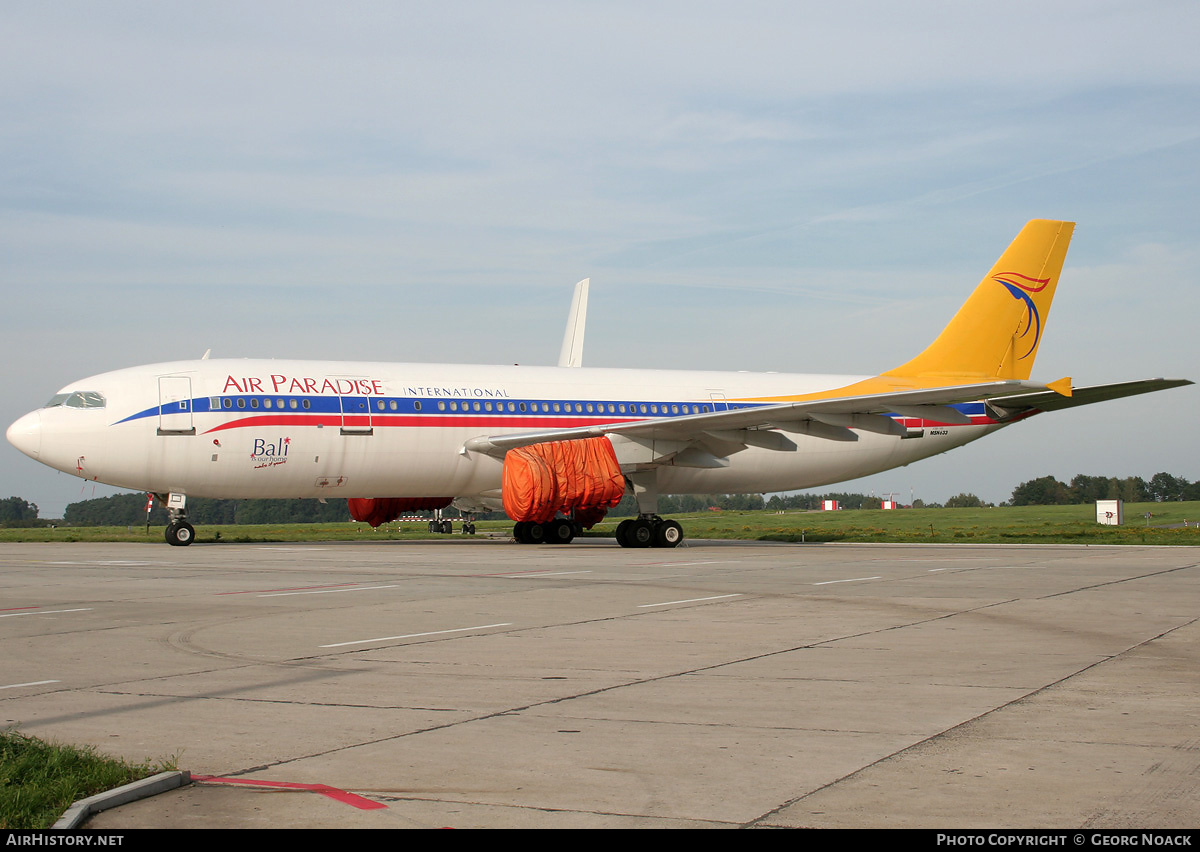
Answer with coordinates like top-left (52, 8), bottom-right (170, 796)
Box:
top-left (5, 220), bottom-right (1190, 548)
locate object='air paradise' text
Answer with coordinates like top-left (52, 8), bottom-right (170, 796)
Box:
top-left (223, 376), bottom-right (385, 396)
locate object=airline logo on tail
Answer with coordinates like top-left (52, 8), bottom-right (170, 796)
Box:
top-left (993, 272), bottom-right (1050, 360)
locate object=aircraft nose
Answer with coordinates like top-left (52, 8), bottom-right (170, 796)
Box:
top-left (6, 410), bottom-right (42, 460)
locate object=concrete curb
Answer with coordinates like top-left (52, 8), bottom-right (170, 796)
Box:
top-left (53, 770), bottom-right (191, 829)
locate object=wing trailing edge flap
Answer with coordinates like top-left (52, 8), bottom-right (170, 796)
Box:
top-left (462, 379), bottom-right (1046, 466)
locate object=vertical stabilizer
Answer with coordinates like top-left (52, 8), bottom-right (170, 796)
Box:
top-left (558, 278), bottom-right (590, 368)
top-left (885, 220), bottom-right (1074, 381)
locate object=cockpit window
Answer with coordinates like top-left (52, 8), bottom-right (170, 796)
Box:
top-left (44, 391), bottom-right (106, 409)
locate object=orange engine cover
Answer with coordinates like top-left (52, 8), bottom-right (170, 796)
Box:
top-left (501, 438), bottom-right (625, 527)
top-left (347, 497), bottom-right (453, 528)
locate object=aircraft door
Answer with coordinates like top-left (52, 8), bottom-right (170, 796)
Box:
top-left (333, 377), bottom-right (374, 435)
top-left (158, 376), bottom-right (195, 435)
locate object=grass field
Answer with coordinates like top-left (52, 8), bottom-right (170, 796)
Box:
top-left (0, 730), bottom-right (173, 829)
top-left (665, 500), bottom-right (1200, 545)
top-left (3, 501), bottom-right (1199, 545)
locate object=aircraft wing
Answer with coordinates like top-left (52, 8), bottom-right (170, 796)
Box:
top-left (985, 378), bottom-right (1193, 416)
top-left (464, 379), bottom-right (1051, 463)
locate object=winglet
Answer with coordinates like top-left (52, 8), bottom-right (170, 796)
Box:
top-left (1046, 377), bottom-right (1073, 397)
top-left (884, 220), bottom-right (1075, 381)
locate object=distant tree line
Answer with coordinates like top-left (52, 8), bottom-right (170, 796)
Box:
top-left (1009, 473), bottom-right (1200, 506)
top-left (62, 493), bottom-right (353, 526)
top-left (612, 491), bottom-right (908, 515)
top-left (0, 496), bottom-right (47, 527)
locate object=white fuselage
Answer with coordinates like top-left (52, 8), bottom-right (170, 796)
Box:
top-left (7, 359), bottom-right (1004, 503)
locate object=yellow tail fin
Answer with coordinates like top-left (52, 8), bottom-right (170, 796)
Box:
top-left (885, 219), bottom-right (1075, 381)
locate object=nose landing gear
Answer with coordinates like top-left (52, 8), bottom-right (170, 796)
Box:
top-left (161, 493), bottom-right (195, 546)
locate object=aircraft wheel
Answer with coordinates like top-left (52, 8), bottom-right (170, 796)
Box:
top-left (627, 519), bottom-right (655, 548)
top-left (165, 522), bottom-right (195, 546)
top-left (525, 522), bottom-right (547, 544)
top-left (615, 519), bottom-right (634, 548)
top-left (546, 518), bottom-right (575, 544)
top-left (654, 519), bottom-right (683, 548)
top-left (513, 522), bottom-right (528, 543)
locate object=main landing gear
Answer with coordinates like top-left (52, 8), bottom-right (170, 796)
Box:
top-left (509, 474), bottom-right (685, 548)
top-left (427, 509), bottom-right (476, 535)
top-left (612, 471), bottom-right (684, 548)
top-left (512, 515), bottom-right (685, 548)
top-left (615, 516), bottom-right (683, 549)
top-left (513, 517), bottom-right (580, 545)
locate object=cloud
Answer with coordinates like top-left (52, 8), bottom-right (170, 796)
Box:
top-left (3, 2), bottom-right (1198, 516)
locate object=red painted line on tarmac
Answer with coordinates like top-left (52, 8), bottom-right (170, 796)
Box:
top-left (215, 583), bottom-right (361, 596)
top-left (192, 775), bottom-right (386, 810)
top-left (474, 569), bottom-right (576, 577)
top-left (0, 606), bottom-right (40, 612)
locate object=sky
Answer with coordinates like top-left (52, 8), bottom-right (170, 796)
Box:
top-left (2, 1), bottom-right (1197, 517)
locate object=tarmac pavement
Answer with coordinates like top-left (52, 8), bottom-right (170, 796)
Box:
top-left (1, 539), bottom-right (1196, 828)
